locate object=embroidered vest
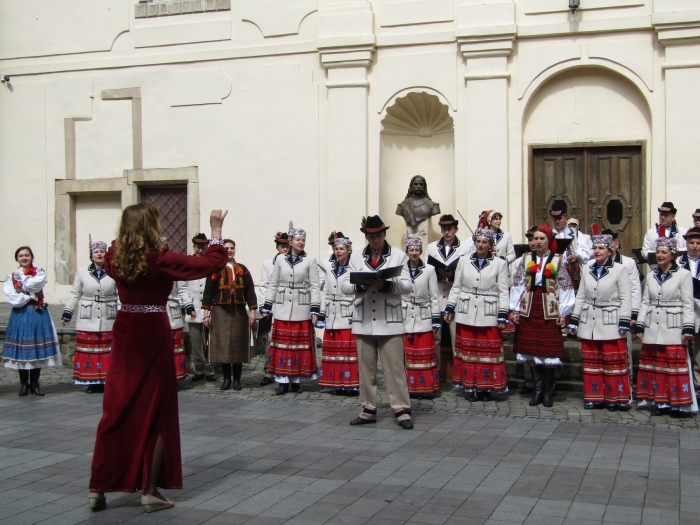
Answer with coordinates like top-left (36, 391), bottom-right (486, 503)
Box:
top-left (518, 253), bottom-right (563, 320)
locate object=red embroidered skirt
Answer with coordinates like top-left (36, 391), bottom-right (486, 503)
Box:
top-left (319, 329), bottom-right (359, 390)
top-left (404, 331), bottom-right (440, 396)
top-left (637, 344), bottom-right (695, 409)
top-left (514, 289), bottom-right (563, 359)
top-left (268, 319), bottom-right (318, 381)
top-left (172, 328), bottom-right (188, 382)
top-left (73, 331), bottom-right (111, 385)
top-left (90, 311), bottom-right (182, 493)
top-left (581, 338), bottom-right (630, 404)
top-left (453, 324), bottom-right (507, 393)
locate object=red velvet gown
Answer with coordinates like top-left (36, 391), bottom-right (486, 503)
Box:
top-left (89, 243), bottom-right (226, 493)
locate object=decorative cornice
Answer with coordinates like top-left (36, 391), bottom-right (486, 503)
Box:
top-left (135, 0), bottom-right (230, 18)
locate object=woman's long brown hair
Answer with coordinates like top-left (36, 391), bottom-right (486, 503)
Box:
top-left (112, 202), bottom-right (165, 282)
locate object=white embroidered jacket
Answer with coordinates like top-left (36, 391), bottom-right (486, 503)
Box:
top-left (263, 251), bottom-right (321, 322)
top-left (636, 264), bottom-right (695, 345)
top-left (167, 281), bottom-right (195, 330)
top-left (678, 254), bottom-right (700, 331)
top-left (446, 253), bottom-right (510, 327)
top-left (319, 256), bottom-right (354, 330)
top-left (425, 236), bottom-right (469, 312)
top-left (4, 268), bottom-right (48, 308)
top-left (63, 264), bottom-right (118, 332)
top-left (340, 242), bottom-right (412, 336)
top-left (509, 252), bottom-right (575, 318)
top-left (402, 261), bottom-right (441, 334)
top-left (570, 259), bottom-right (632, 341)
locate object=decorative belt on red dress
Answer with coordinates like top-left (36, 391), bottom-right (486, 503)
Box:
top-left (120, 304), bottom-right (167, 313)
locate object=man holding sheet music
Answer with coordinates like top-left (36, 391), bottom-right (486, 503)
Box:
top-left (425, 214), bottom-right (469, 366)
top-left (341, 215), bottom-right (414, 429)
top-left (678, 227), bottom-right (700, 390)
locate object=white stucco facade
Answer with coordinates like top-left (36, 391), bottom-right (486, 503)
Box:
top-left (0, 0), bottom-right (699, 303)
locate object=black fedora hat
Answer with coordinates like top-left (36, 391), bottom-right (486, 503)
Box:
top-left (438, 214), bottom-right (459, 227)
top-left (550, 201), bottom-right (567, 217)
top-left (658, 202), bottom-right (677, 214)
top-left (683, 227), bottom-right (700, 240)
top-left (360, 215), bottom-right (389, 234)
top-left (192, 233), bottom-right (209, 245)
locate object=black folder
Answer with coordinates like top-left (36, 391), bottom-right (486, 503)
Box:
top-left (555, 238), bottom-right (573, 255)
top-left (426, 256), bottom-right (460, 274)
top-left (349, 265), bottom-right (403, 286)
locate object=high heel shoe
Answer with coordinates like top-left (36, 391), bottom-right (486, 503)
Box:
top-left (141, 493), bottom-right (174, 513)
top-left (88, 492), bottom-right (106, 512)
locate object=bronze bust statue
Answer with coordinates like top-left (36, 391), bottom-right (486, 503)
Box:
top-left (395, 175), bottom-right (441, 228)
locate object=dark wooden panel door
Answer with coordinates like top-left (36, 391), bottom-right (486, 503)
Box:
top-left (531, 146), bottom-right (644, 257)
top-left (141, 186), bottom-right (188, 254)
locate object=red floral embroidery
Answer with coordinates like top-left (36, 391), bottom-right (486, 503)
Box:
top-left (24, 267), bottom-right (36, 277)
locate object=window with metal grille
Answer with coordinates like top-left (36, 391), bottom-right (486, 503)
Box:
top-left (140, 186), bottom-right (188, 254)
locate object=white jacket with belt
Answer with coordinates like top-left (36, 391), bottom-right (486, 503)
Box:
top-left (425, 236), bottom-right (469, 312)
top-left (185, 277), bottom-right (206, 323)
top-left (465, 231), bottom-right (516, 265)
top-left (614, 251), bottom-right (642, 322)
top-left (636, 264), bottom-right (695, 345)
top-left (319, 257), bottom-right (354, 330)
top-left (678, 254), bottom-right (700, 331)
top-left (167, 281), bottom-right (195, 330)
top-left (402, 261), bottom-right (441, 334)
top-left (445, 253), bottom-right (510, 327)
top-left (63, 264), bottom-right (118, 333)
top-left (340, 242), bottom-right (412, 336)
top-left (263, 251), bottom-right (321, 322)
top-left (570, 259), bottom-right (632, 341)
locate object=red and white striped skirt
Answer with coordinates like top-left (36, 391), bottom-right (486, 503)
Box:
top-left (581, 338), bottom-right (631, 404)
top-left (73, 331), bottom-right (112, 385)
top-left (172, 328), bottom-right (188, 382)
top-left (404, 331), bottom-right (440, 396)
top-left (319, 328), bottom-right (359, 390)
top-left (269, 320), bottom-right (318, 382)
top-left (453, 324), bottom-right (507, 393)
top-left (637, 344), bottom-right (698, 410)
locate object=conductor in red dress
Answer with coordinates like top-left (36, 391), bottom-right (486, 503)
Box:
top-left (88, 203), bottom-right (228, 513)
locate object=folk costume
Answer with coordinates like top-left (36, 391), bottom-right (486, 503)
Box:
top-left (402, 238), bottom-right (441, 398)
top-left (202, 257), bottom-right (257, 391)
top-left (261, 223), bottom-right (321, 390)
top-left (464, 211), bottom-right (517, 265)
top-left (3, 260), bottom-right (61, 396)
top-left (550, 203), bottom-right (592, 265)
top-left (678, 227), bottom-right (700, 389)
top-left (89, 239), bottom-right (226, 494)
top-left (61, 237), bottom-right (117, 390)
top-left (426, 214), bottom-right (469, 368)
top-left (340, 215), bottom-right (414, 428)
top-left (185, 233), bottom-right (215, 381)
top-left (569, 235), bottom-right (633, 410)
top-left (318, 235), bottom-right (359, 392)
top-left (642, 202), bottom-right (688, 263)
top-left (167, 281), bottom-right (195, 383)
top-left (257, 231), bottom-right (289, 384)
top-left (509, 225), bottom-right (575, 406)
top-left (446, 229), bottom-right (510, 399)
top-left (635, 237), bottom-right (698, 414)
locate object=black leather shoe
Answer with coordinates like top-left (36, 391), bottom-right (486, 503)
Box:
top-left (233, 379), bottom-right (242, 391)
top-left (260, 377), bottom-right (273, 386)
top-left (29, 369), bottom-right (44, 396)
top-left (206, 375), bottom-right (217, 382)
top-left (86, 385), bottom-right (97, 394)
top-left (584, 401), bottom-right (603, 410)
top-left (19, 384), bottom-right (29, 397)
top-left (398, 419), bottom-right (414, 430)
top-left (350, 417), bottom-right (376, 425)
top-left (650, 406), bottom-right (670, 417)
top-left (478, 392), bottom-right (492, 402)
top-left (606, 403), bottom-right (617, 412)
top-left (290, 383), bottom-right (302, 393)
top-left (220, 379), bottom-right (232, 391)
top-left (191, 374), bottom-right (205, 382)
top-left (467, 391), bottom-right (480, 402)
top-left (345, 390), bottom-right (359, 397)
top-left (275, 384), bottom-right (289, 396)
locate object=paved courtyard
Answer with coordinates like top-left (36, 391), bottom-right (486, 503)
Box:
top-left (0, 361), bottom-right (698, 525)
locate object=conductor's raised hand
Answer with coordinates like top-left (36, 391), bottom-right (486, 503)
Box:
top-left (210, 209), bottom-right (228, 239)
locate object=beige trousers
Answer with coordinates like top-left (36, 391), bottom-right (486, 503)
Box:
top-left (187, 323), bottom-right (213, 375)
top-left (356, 334), bottom-right (411, 419)
top-left (433, 317), bottom-right (456, 372)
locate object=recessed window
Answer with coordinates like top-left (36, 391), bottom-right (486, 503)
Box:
top-left (607, 199), bottom-right (623, 225)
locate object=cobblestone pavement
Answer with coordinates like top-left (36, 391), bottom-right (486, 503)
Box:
top-left (0, 359), bottom-right (699, 525)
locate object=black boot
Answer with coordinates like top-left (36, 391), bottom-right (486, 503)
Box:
top-left (275, 383), bottom-right (289, 396)
top-left (466, 390), bottom-right (479, 402)
top-left (220, 364), bottom-right (232, 391)
top-left (542, 367), bottom-right (554, 408)
top-left (18, 370), bottom-right (29, 397)
top-left (232, 364), bottom-right (242, 391)
top-left (529, 366), bottom-right (544, 406)
top-left (29, 368), bottom-right (44, 396)
top-left (290, 383), bottom-right (302, 393)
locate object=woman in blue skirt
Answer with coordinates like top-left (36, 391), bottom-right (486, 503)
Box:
top-left (3, 246), bottom-right (61, 396)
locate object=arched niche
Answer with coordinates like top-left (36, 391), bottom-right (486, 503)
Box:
top-left (379, 91), bottom-right (455, 248)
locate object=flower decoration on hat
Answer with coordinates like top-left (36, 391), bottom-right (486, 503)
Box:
top-left (591, 234), bottom-right (613, 249)
top-left (405, 237), bottom-right (422, 248)
top-left (288, 221), bottom-right (306, 238)
top-left (655, 236), bottom-right (678, 252)
top-left (89, 234), bottom-right (108, 252)
top-left (474, 228), bottom-right (496, 241)
top-left (477, 210), bottom-right (493, 230)
top-left (275, 231), bottom-right (290, 244)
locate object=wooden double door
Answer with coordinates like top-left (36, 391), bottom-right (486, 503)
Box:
top-left (530, 145), bottom-right (645, 257)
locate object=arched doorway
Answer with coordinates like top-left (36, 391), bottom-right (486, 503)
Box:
top-left (523, 67), bottom-right (652, 254)
top-left (378, 91), bottom-right (455, 248)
